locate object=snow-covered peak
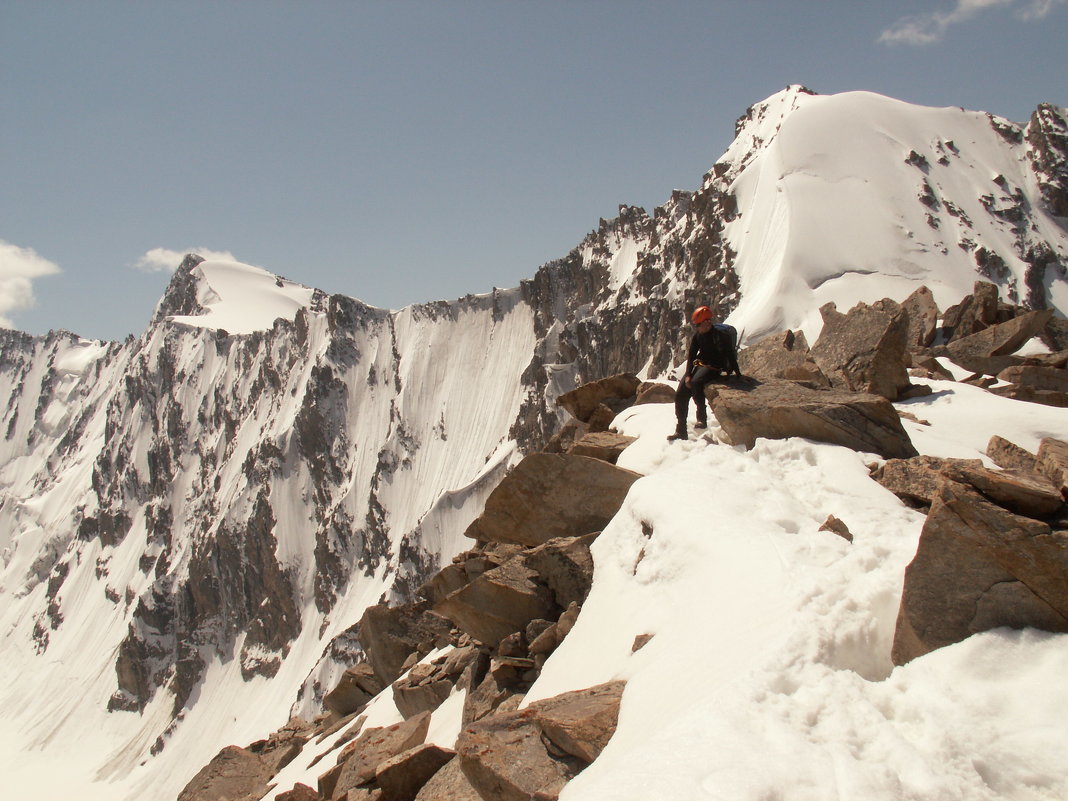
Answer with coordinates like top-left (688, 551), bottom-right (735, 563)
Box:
top-left (164, 258), bottom-right (315, 335)
top-left (721, 89), bottom-right (1068, 343)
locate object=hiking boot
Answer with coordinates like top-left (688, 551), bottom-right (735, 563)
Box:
top-left (694, 420), bottom-right (707, 430)
top-left (667, 424), bottom-right (688, 442)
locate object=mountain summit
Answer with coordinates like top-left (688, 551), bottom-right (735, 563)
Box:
top-left (0, 87), bottom-right (1066, 799)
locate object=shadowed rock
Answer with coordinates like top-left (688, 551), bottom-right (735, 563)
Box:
top-left (711, 380), bottom-right (918, 459)
top-left (556, 373), bottom-right (642, 425)
top-left (357, 602), bottom-right (453, 687)
top-left (327, 713), bottom-right (432, 800)
top-left (375, 744), bottom-right (455, 801)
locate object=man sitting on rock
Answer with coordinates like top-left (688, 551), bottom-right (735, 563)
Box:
top-left (669, 306), bottom-right (742, 441)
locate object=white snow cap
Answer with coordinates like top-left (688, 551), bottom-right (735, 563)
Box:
top-left (168, 259), bottom-right (315, 334)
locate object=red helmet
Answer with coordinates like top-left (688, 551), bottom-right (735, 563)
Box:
top-left (691, 306), bottom-right (713, 325)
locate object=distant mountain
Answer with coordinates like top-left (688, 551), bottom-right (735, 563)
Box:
top-left (0, 85), bottom-right (1065, 799)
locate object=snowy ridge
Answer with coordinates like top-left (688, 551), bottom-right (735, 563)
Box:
top-left (0, 86), bottom-right (1066, 799)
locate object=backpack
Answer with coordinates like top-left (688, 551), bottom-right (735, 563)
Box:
top-left (713, 323), bottom-right (738, 363)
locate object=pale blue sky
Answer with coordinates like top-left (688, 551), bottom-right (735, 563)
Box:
top-left (2, 0), bottom-right (1066, 341)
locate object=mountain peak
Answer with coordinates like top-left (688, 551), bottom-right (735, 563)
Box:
top-left (151, 254), bottom-right (316, 335)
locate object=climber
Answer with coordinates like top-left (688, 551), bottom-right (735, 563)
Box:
top-left (668, 305), bottom-right (742, 441)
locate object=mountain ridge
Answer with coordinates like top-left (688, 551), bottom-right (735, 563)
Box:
top-left (0, 85), bottom-right (1066, 798)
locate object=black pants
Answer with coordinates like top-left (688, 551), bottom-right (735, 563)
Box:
top-left (674, 365), bottom-right (720, 426)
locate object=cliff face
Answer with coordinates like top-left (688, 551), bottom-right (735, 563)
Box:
top-left (0, 86), bottom-right (1066, 799)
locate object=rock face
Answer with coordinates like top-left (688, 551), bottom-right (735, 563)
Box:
top-left (710, 380), bottom-right (918, 459)
top-left (463, 452), bottom-right (641, 548)
top-left (892, 455), bottom-right (1068, 665)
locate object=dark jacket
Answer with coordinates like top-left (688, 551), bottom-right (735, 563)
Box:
top-left (685, 327), bottom-right (740, 377)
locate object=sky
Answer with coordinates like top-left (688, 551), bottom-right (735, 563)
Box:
top-left (2, 0), bottom-right (1067, 342)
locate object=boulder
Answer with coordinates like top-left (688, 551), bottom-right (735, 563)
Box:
top-left (356, 602), bottom-right (453, 688)
top-left (523, 534), bottom-right (597, 609)
top-left (988, 384), bottom-right (1068, 407)
top-left (556, 374), bottom-right (642, 423)
top-left (461, 666), bottom-right (525, 727)
top-left (541, 418), bottom-right (590, 455)
top-left (871, 456), bottom-right (983, 508)
top-left (997, 364), bottom-right (1068, 393)
top-left (392, 646), bottom-right (481, 719)
top-left (570, 431), bottom-right (637, 464)
top-left (434, 557), bottom-right (556, 648)
top-left (178, 745), bottom-right (283, 801)
top-left (324, 664), bottom-right (383, 717)
top-left (892, 478), bottom-right (1068, 665)
top-left (987, 435), bottom-right (1039, 473)
top-left (634, 382), bottom-right (675, 405)
top-left (330, 713), bottom-right (432, 799)
top-left (710, 380), bottom-right (918, 459)
top-left (908, 354), bottom-right (955, 381)
top-left (374, 744), bottom-right (455, 801)
top-left (463, 452), bottom-right (641, 548)
top-left (900, 285), bottom-right (940, 351)
top-left (456, 681), bottom-right (625, 801)
top-left (940, 462), bottom-right (1065, 518)
top-left (942, 281), bottom-right (1000, 341)
top-left (413, 757), bottom-right (483, 801)
top-left (1038, 437), bottom-right (1068, 497)
top-left (810, 299), bottom-right (912, 400)
top-left (737, 329), bottom-right (829, 386)
top-left (179, 720), bottom-right (312, 801)
top-left (529, 680), bottom-right (626, 763)
top-left (943, 308), bottom-right (1055, 374)
top-left (275, 783), bottom-right (320, 801)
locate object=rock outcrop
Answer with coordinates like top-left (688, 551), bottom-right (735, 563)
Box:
top-left (710, 380), bottom-right (918, 459)
top-left (811, 298), bottom-right (913, 400)
top-left (892, 438), bottom-right (1068, 665)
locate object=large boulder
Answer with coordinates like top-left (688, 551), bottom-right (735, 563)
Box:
top-left (737, 329), bottom-right (829, 385)
top-left (870, 455), bottom-right (982, 509)
top-left (523, 534), bottom-right (597, 610)
top-left (710, 380), bottom-right (918, 459)
top-left (456, 681), bottom-right (625, 801)
top-left (892, 478), bottom-right (1068, 665)
top-left (357, 601), bottom-right (454, 687)
top-left (434, 556), bottom-right (556, 648)
top-left (987, 435), bottom-right (1039, 473)
top-left (324, 664), bottom-right (384, 718)
top-left (463, 452), bottom-right (641, 548)
top-left (943, 308), bottom-right (1055, 375)
top-left (392, 646), bottom-right (481, 719)
top-left (900, 285), bottom-right (940, 352)
top-left (556, 373), bottom-right (642, 426)
top-left (179, 720), bottom-right (312, 801)
top-left (374, 744), bottom-right (456, 801)
top-left (810, 299), bottom-right (912, 400)
top-left (1038, 437), bottom-right (1068, 497)
top-left (940, 462), bottom-right (1064, 518)
top-left (326, 713), bottom-right (432, 800)
top-left (570, 431), bottom-right (637, 464)
top-left (942, 281), bottom-right (1000, 341)
top-left (413, 757), bottom-right (483, 801)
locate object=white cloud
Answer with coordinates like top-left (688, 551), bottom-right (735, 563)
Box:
top-left (879, 0), bottom-right (1063, 45)
top-left (0, 240), bottom-right (61, 329)
top-left (134, 247), bottom-right (237, 273)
